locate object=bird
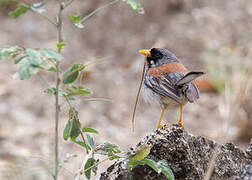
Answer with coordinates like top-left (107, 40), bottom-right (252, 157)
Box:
top-left (139, 48), bottom-right (204, 129)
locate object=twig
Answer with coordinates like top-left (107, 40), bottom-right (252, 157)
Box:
top-left (74, 150), bottom-right (94, 180)
top-left (81, 97), bottom-right (113, 102)
top-left (79, 0), bottom-right (119, 24)
top-left (30, 7), bottom-right (57, 26)
top-left (131, 61), bottom-right (146, 132)
top-left (80, 157), bottom-right (110, 175)
top-left (64, 0), bottom-right (76, 9)
top-left (83, 56), bottom-right (113, 67)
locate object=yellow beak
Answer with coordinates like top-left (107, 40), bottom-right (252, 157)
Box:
top-left (139, 49), bottom-right (151, 57)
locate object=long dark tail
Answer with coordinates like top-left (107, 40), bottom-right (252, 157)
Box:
top-left (176, 72), bottom-right (205, 86)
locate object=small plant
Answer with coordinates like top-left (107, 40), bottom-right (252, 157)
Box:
top-left (0, 0), bottom-right (174, 179)
top-left (127, 143), bottom-right (175, 180)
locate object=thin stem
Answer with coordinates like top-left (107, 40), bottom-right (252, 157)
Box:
top-left (80, 157), bottom-right (110, 175)
top-left (64, 0), bottom-right (76, 8)
top-left (30, 7), bottom-right (57, 26)
top-left (54, 60), bottom-right (60, 180)
top-left (79, 0), bottom-right (119, 24)
top-left (54, 2), bottom-right (64, 180)
top-left (54, 63), bottom-right (60, 180)
top-left (81, 97), bottom-right (113, 102)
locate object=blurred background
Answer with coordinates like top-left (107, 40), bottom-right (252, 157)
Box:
top-left (0, 0), bottom-right (251, 179)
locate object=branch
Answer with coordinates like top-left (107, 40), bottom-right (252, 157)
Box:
top-left (79, 0), bottom-right (119, 24)
top-left (80, 157), bottom-right (109, 175)
top-left (10, 0), bottom-right (57, 26)
top-left (54, 1), bottom-right (64, 180)
top-left (64, 0), bottom-right (76, 9)
top-left (30, 7), bottom-right (57, 26)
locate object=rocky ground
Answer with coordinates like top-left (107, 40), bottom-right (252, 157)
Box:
top-left (100, 125), bottom-right (252, 180)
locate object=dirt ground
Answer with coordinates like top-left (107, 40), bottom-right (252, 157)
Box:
top-left (0, 0), bottom-right (251, 179)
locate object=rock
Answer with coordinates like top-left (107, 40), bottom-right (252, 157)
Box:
top-left (233, 164), bottom-right (252, 180)
top-left (245, 139), bottom-right (252, 159)
top-left (100, 124), bottom-right (252, 180)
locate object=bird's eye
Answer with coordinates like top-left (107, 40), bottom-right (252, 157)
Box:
top-left (150, 60), bottom-right (154, 65)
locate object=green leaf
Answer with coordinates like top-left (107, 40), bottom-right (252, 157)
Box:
top-left (68, 108), bottom-right (81, 138)
top-left (127, 159), bottom-right (174, 180)
top-left (82, 127), bottom-right (99, 134)
top-left (143, 159), bottom-right (161, 173)
top-left (158, 160), bottom-right (175, 180)
top-left (71, 136), bottom-right (90, 150)
top-left (96, 142), bottom-right (121, 160)
top-left (62, 63), bottom-right (85, 84)
top-left (70, 118), bottom-right (81, 138)
top-left (26, 48), bottom-right (46, 68)
top-left (44, 88), bottom-right (55, 95)
top-left (9, 4), bottom-right (30, 18)
top-left (86, 134), bottom-right (95, 150)
top-left (44, 88), bottom-right (67, 96)
top-left (129, 144), bottom-right (151, 160)
top-left (123, 0), bottom-right (142, 11)
top-left (18, 57), bottom-right (36, 79)
top-left (126, 159), bottom-right (146, 170)
top-left (40, 49), bottom-right (63, 62)
top-left (0, 46), bottom-right (20, 60)
top-left (57, 42), bottom-right (66, 52)
top-left (0, 47), bottom-right (62, 79)
top-left (58, 89), bottom-right (67, 96)
top-left (66, 85), bottom-right (91, 97)
top-left (14, 56), bottom-right (27, 64)
top-left (63, 108), bottom-right (82, 141)
top-left (84, 158), bottom-right (97, 179)
top-left (91, 159), bottom-right (99, 175)
top-left (48, 67), bottom-right (57, 72)
top-left (63, 121), bottom-right (71, 140)
top-left (69, 13), bottom-right (84, 28)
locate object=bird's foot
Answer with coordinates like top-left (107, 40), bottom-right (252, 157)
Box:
top-left (157, 124), bottom-right (166, 130)
top-left (178, 121), bottom-right (184, 129)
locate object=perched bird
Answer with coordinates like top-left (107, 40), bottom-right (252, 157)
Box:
top-left (139, 48), bottom-right (204, 129)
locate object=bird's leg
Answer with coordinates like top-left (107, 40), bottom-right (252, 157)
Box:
top-left (178, 104), bottom-right (184, 128)
top-left (158, 107), bottom-right (166, 129)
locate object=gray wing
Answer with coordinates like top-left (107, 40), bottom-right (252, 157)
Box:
top-left (144, 72), bottom-right (201, 104)
top-left (144, 72), bottom-right (185, 104)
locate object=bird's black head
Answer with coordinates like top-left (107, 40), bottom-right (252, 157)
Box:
top-left (139, 48), bottom-right (179, 68)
